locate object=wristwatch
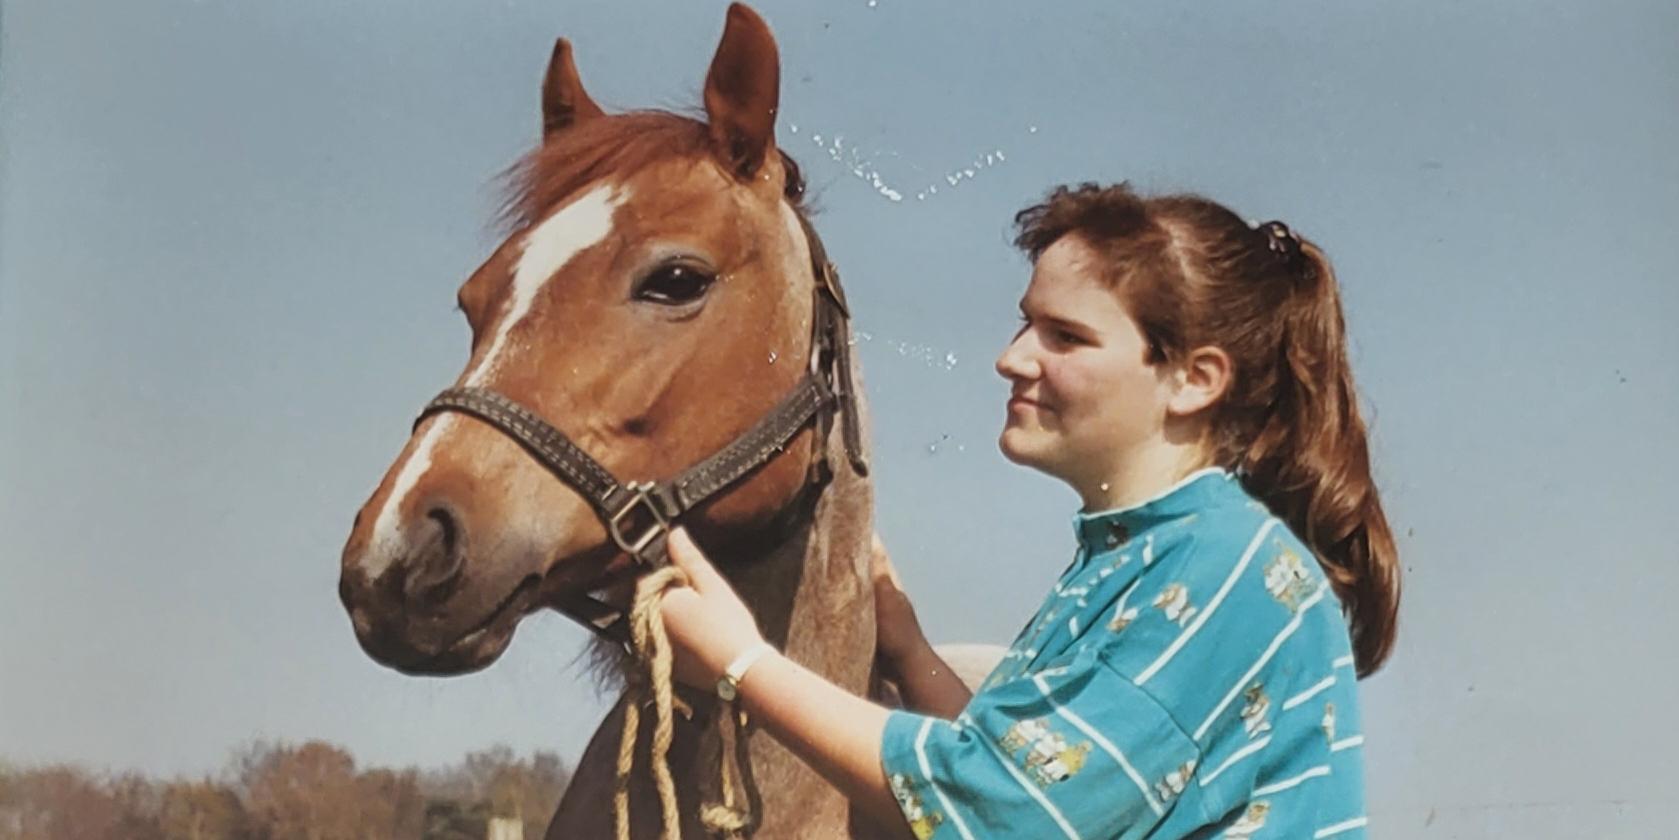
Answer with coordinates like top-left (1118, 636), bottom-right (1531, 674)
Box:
top-left (716, 642), bottom-right (775, 702)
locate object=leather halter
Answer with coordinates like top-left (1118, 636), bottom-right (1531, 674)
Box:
top-left (413, 211), bottom-right (867, 647)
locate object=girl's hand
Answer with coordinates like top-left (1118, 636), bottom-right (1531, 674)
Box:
top-left (869, 534), bottom-right (930, 672)
top-left (658, 527), bottom-right (768, 691)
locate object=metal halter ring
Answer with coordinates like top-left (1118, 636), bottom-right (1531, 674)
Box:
top-left (606, 481), bottom-right (672, 564)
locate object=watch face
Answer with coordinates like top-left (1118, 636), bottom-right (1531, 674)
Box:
top-left (717, 679), bottom-right (737, 702)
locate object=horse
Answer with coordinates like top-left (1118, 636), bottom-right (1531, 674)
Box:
top-left (338, 5), bottom-right (938, 836)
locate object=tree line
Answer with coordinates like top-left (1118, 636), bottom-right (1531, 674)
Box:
top-left (0, 741), bottom-right (569, 840)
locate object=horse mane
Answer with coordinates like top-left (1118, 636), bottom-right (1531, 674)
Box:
top-left (497, 110), bottom-right (810, 234)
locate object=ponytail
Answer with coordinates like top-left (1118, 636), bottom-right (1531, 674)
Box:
top-left (1235, 240), bottom-right (1400, 678)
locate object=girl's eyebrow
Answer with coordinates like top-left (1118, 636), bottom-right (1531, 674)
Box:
top-left (1021, 305), bottom-right (1093, 333)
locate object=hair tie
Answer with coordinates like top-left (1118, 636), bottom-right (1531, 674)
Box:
top-left (1257, 220), bottom-right (1299, 258)
top-left (1256, 219), bottom-right (1316, 283)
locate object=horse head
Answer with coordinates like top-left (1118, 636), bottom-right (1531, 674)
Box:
top-left (339, 4), bottom-right (855, 675)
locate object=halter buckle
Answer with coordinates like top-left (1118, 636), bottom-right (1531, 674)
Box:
top-left (606, 481), bottom-right (671, 565)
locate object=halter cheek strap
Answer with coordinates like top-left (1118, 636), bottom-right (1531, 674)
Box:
top-left (413, 214), bottom-right (866, 648)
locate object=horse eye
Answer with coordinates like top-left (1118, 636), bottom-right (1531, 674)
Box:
top-left (635, 264), bottom-right (716, 305)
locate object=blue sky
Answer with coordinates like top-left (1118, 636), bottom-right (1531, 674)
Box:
top-left (3, 0), bottom-right (1676, 834)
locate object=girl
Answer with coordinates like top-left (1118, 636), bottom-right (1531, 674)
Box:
top-left (657, 182), bottom-right (1400, 839)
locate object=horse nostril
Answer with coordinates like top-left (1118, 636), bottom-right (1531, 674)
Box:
top-left (404, 504), bottom-right (467, 605)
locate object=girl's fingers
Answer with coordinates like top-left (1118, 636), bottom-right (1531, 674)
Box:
top-left (664, 527), bottom-right (722, 594)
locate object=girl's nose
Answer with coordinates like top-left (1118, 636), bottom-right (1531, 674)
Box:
top-left (995, 331), bottom-right (1039, 381)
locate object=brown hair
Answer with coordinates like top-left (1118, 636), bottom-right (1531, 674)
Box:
top-left (1015, 182), bottom-right (1400, 677)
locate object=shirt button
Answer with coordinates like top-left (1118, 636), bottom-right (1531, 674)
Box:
top-left (1106, 523), bottom-right (1129, 547)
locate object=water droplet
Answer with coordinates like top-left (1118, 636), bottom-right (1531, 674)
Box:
top-left (944, 352), bottom-right (958, 366)
top-left (768, 351), bottom-right (778, 364)
top-left (1100, 482), bottom-right (1110, 491)
top-left (1028, 125), bottom-right (1039, 134)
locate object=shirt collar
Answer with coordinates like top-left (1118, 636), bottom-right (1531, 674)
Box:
top-left (1072, 467), bottom-right (1239, 551)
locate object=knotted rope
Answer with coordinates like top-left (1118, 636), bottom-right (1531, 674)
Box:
top-left (615, 564), bottom-right (755, 840)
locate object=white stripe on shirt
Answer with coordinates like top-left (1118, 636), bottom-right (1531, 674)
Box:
top-left (1252, 764), bottom-right (1330, 796)
top-left (913, 718), bottom-right (977, 840)
top-left (958, 713), bottom-right (1082, 840)
top-left (1197, 736), bottom-right (1271, 788)
top-left (1331, 735), bottom-right (1364, 752)
top-left (1282, 676), bottom-right (1337, 711)
top-left (1030, 673), bottom-right (1166, 816)
top-left (1333, 654), bottom-right (1355, 670)
top-left (1194, 583), bottom-right (1329, 740)
top-left (1139, 519), bottom-right (1280, 687)
top-left (1314, 816), bottom-right (1368, 837)
top-left (1114, 578), bottom-right (1141, 613)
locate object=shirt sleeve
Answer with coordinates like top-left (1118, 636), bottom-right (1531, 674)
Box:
top-left (879, 645), bottom-right (1203, 840)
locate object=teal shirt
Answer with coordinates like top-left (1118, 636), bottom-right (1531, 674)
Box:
top-left (880, 469), bottom-right (1369, 839)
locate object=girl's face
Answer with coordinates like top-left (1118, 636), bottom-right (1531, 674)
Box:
top-left (995, 236), bottom-right (1178, 496)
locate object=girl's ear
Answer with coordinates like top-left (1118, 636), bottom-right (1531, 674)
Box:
top-left (1166, 345), bottom-right (1233, 417)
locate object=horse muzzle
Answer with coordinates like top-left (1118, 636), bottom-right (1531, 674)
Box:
top-left (338, 501), bottom-right (542, 674)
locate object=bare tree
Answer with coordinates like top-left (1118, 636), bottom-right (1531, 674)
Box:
top-left (158, 779), bottom-right (248, 840)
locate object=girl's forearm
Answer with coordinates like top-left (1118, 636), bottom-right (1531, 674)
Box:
top-left (887, 641), bottom-right (973, 720)
top-left (735, 652), bottom-right (915, 839)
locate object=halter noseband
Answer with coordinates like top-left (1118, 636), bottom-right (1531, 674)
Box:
top-left (412, 212), bottom-right (867, 647)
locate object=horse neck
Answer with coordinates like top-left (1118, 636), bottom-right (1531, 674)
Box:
top-left (725, 431), bottom-right (876, 693)
top-left (557, 341), bottom-right (879, 840)
top-left (689, 402), bottom-right (877, 837)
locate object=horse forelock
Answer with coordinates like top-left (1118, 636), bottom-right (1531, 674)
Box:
top-left (497, 110), bottom-right (810, 237)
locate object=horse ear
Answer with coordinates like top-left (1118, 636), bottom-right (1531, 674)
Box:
top-left (542, 37), bottom-right (604, 139)
top-left (703, 3), bottom-right (780, 180)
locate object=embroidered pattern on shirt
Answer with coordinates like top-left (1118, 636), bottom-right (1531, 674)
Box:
top-left (1153, 758), bottom-right (1198, 803)
top-left (999, 717), bottom-right (1051, 752)
top-left (998, 718), bottom-right (1093, 788)
top-left (1263, 545), bottom-right (1317, 612)
top-left (888, 773), bottom-right (945, 839)
top-left (1154, 582), bottom-right (1199, 626)
top-left (1240, 683), bottom-right (1273, 738)
top-left (1226, 801), bottom-right (1271, 838)
top-left (1108, 604), bottom-right (1140, 632)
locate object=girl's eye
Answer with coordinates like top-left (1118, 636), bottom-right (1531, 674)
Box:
top-left (635, 263), bottom-right (716, 305)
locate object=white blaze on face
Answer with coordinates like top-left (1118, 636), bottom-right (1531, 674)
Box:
top-left (361, 184), bottom-right (624, 578)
